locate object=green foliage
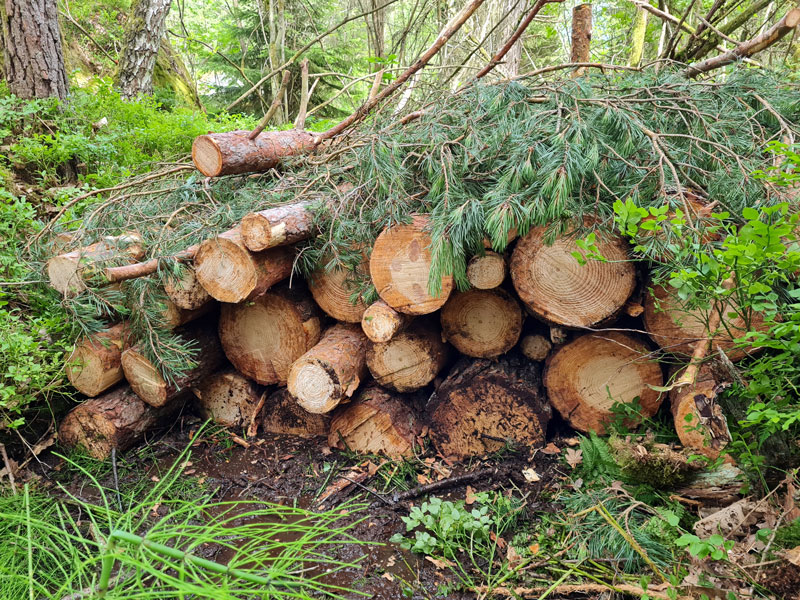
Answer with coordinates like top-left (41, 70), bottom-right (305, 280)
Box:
top-left (577, 432), bottom-right (620, 481)
top-left (773, 518), bottom-right (800, 549)
top-left (675, 533), bottom-right (735, 561)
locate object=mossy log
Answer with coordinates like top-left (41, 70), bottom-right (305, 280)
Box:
top-left (440, 288), bottom-right (522, 358)
top-left (66, 323), bottom-right (129, 397)
top-left (192, 369), bottom-right (262, 429)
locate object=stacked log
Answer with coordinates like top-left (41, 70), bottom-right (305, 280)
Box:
top-left (366, 321), bottom-right (448, 392)
top-left (66, 323), bottom-right (128, 397)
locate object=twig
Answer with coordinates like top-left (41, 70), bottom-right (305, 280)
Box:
top-left (294, 60), bottom-right (311, 130)
top-left (392, 468), bottom-right (496, 502)
top-left (477, 582), bottom-right (688, 600)
top-left (249, 70), bottom-right (292, 140)
top-left (0, 443), bottom-right (17, 493)
top-left (111, 448), bottom-right (123, 511)
top-left (60, 10), bottom-right (118, 63)
top-left (367, 69), bottom-right (384, 101)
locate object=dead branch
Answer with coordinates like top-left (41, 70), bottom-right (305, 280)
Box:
top-left (250, 70), bottom-right (292, 140)
top-left (293, 60), bottom-right (311, 130)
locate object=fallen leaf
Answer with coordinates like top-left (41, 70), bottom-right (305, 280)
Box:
top-left (564, 437), bottom-right (580, 446)
top-left (541, 443), bottom-right (560, 455)
top-left (490, 532), bottom-right (507, 549)
top-left (417, 473), bottom-right (431, 485)
top-left (425, 556), bottom-right (455, 569)
top-left (386, 555), bottom-right (397, 568)
top-left (321, 446), bottom-right (332, 456)
top-left (506, 544), bottom-right (523, 568)
top-left (786, 545), bottom-right (800, 567)
top-left (565, 448), bottom-right (583, 468)
top-left (522, 468), bottom-right (540, 483)
top-left (465, 485), bottom-right (478, 505)
top-left (529, 542), bottom-right (540, 554)
top-left (381, 572), bottom-right (395, 582)
top-left (571, 478), bottom-right (583, 490)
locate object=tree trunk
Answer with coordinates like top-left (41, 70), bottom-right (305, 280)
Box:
top-left (670, 365), bottom-right (731, 459)
top-left (570, 3), bottom-right (592, 75)
top-left (361, 300), bottom-right (411, 343)
top-left (66, 323), bottom-right (128, 397)
top-left (218, 284), bottom-right (321, 385)
top-left (328, 386), bottom-right (422, 459)
top-left (366, 320), bottom-right (449, 392)
top-left (510, 220), bottom-right (635, 328)
top-left (428, 355), bottom-right (552, 459)
top-left (519, 334), bottom-right (552, 361)
top-left (369, 214), bottom-right (454, 314)
top-left (360, 0), bottom-right (387, 70)
top-left (0, 0), bottom-right (68, 100)
top-left (240, 201), bottom-right (315, 252)
top-left (440, 288), bottom-right (522, 358)
top-left (466, 250), bottom-right (507, 289)
top-left (628, 6), bottom-right (648, 66)
top-left (116, 0), bottom-right (172, 99)
top-left (288, 324), bottom-right (369, 414)
top-left (122, 321), bottom-right (224, 407)
top-left (260, 388), bottom-right (330, 437)
top-left (193, 228), bottom-right (294, 303)
top-left (308, 260), bottom-right (369, 324)
top-left (191, 130), bottom-right (316, 177)
top-left (58, 385), bottom-right (179, 459)
top-left (153, 36), bottom-right (203, 109)
top-left (192, 369), bottom-right (262, 429)
top-left (543, 331), bottom-right (664, 434)
top-left (164, 267), bottom-right (212, 310)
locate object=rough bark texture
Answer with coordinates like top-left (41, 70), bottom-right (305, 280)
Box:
top-left (361, 300), bottom-right (410, 343)
top-left (66, 323), bottom-right (128, 397)
top-left (369, 214), bottom-right (454, 315)
top-left (116, 0), bottom-right (172, 99)
top-left (58, 385), bottom-right (178, 459)
top-left (192, 369), bottom-right (262, 429)
top-left (328, 386), bottom-right (422, 459)
top-left (519, 334), bottom-right (552, 361)
top-left (441, 288), bottom-right (522, 358)
top-left (428, 355), bottom-right (552, 459)
top-left (191, 130), bottom-right (317, 177)
top-left (260, 388), bottom-right (330, 438)
top-left (570, 3), bottom-right (592, 74)
top-left (466, 251), bottom-right (507, 289)
top-left (240, 201), bottom-right (315, 252)
top-left (670, 366), bottom-right (731, 459)
top-left (0, 0), bottom-right (68, 100)
top-left (194, 228), bottom-right (294, 303)
top-left (218, 284), bottom-right (321, 385)
top-left (544, 332), bottom-right (664, 434)
top-left (288, 324), bottom-right (369, 414)
top-left (153, 36), bottom-right (202, 108)
top-left (308, 260), bottom-right (369, 324)
top-left (164, 266), bottom-right (211, 310)
top-left (366, 320), bottom-right (449, 392)
top-left (510, 220), bottom-right (635, 328)
top-left (628, 6), bottom-right (648, 67)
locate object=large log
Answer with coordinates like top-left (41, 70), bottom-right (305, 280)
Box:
top-left (670, 366), bottom-right (730, 459)
top-left (361, 300), bottom-right (410, 343)
top-left (240, 201), bottom-right (315, 252)
top-left (510, 221), bottom-right (635, 328)
top-left (260, 388), bottom-right (330, 438)
top-left (328, 386), bottom-right (422, 458)
top-left (544, 331), bottom-right (664, 434)
top-left (66, 323), bottom-right (128, 397)
top-left (47, 234), bottom-right (145, 296)
top-left (164, 266), bottom-right (212, 310)
top-left (192, 369), bottom-right (262, 429)
top-left (308, 262), bottom-right (369, 324)
top-left (58, 385), bottom-right (179, 460)
top-left (440, 288), bottom-right (522, 358)
top-left (218, 285), bottom-right (321, 385)
top-left (366, 321), bottom-right (449, 392)
top-left (466, 251), bottom-right (506, 289)
top-left (191, 129), bottom-right (317, 178)
top-left (193, 228), bottom-right (295, 303)
top-left (369, 215), bottom-right (454, 315)
top-left (428, 355), bottom-right (552, 459)
top-left (121, 322), bottom-right (225, 407)
top-left (288, 324), bottom-right (369, 414)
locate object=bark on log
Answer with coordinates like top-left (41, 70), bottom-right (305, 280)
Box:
top-left (643, 284), bottom-right (765, 361)
top-left (115, 0), bottom-right (171, 99)
top-left (288, 324), bottom-right (369, 414)
top-left (328, 386), bottom-right (422, 458)
top-left (260, 388), bottom-right (330, 438)
top-left (58, 385), bottom-right (179, 460)
top-left (47, 234), bottom-right (145, 296)
top-left (218, 284), bottom-right (321, 385)
top-left (544, 331), bottom-right (664, 434)
top-left (308, 261), bottom-right (369, 323)
top-left (440, 288), bottom-right (522, 358)
top-left (361, 300), bottom-right (410, 343)
top-left (510, 221), bottom-right (635, 328)
top-left (160, 296), bottom-right (214, 329)
top-left (121, 321), bottom-right (225, 407)
top-left (192, 369), bottom-right (262, 429)
top-left (466, 251), bottom-right (507, 289)
top-left (193, 228), bottom-right (294, 303)
top-left (240, 201), bottom-right (315, 252)
top-left (164, 266), bottom-right (211, 310)
top-left (571, 3), bottom-right (593, 75)
top-left (369, 214), bottom-right (454, 314)
top-left (519, 334), bottom-right (552, 361)
top-left (366, 320), bottom-right (449, 392)
top-left (66, 323), bottom-right (128, 397)
top-left (670, 366), bottom-right (731, 459)
top-left (191, 129), bottom-right (317, 177)
top-left (428, 355), bottom-right (552, 459)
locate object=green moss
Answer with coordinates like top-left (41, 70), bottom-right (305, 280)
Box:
top-left (609, 437), bottom-right (697, 488)
top-left (774, 518), bottom-right (800, 549)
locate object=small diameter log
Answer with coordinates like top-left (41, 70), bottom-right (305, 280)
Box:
top-left (366, 321), bottom-right (449, 392)
top-left (571, 3), bottom-right (593, 75)
top-left (519, 334), bottom-right (552, 361)
top-left (191, 129), bottom-right (317, 178)
top-left (122, 322), bottom-right (225, 408)
top-left (58, 385), bottom-right (178, 460)
top-left (240, 201), bottom-right (314, 252)
top-left (510, 221), bottom-right (635, 328)
top-left (369, 214), bottom-right (454, 315)
top-left (194, 228), bottom-right (295, 303)
top-left (670, 366), bottom-right (731, 459)
top-left (328, 386), bottom-right (422, 459)
top-left (544, 331), bottom-right (664, 434)
top-left (164, 266), bottom-right (211, 310)
top-left (47, 234), bottom-right (145, 296)
top-left (361, 300), bottom-right (410, 343)
top-left (288, 324), bottom-right (369, 414)
top-left (192, 369), bottom-right (262, 429)
top-left (466, 251), bottom-right (507, 289)
top-left (218, 285), bottom-right (321, 385)
top-left (309, 263), bottom-right (369, 324)
top-left (643, 285), bottom-right (765, 361)
top-left (428, 355), bottom-right (552, 459)
top-left (66, 323), bottom-right (128, 397)
top-left (440, 288), bottom-right (522, 358)
top-left (160, 297), bottom-right (214, 329)
top-left (260, 388), bottom-right (330, 438)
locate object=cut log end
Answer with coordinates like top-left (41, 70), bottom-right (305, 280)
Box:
top-left (309, 266), bottom-right (368, 323)
top-left (164, 267), bottom-right (211, 310)
top-left (121, 349), bottom-right (171, 407)
top-left (192, 135), bottom-right (224, 177)
top-left (366, 321), bottom-right (448, 392)
top-left (671, 368), bottom-right (731, 459)
top-left (466, 251), bottom-right (506, 289)
top-left (290, 361), bottom-right (339, 413)
top-left (260, 388), bottom-right (330, 437)
top-left (240, 214), bottom-right (284, 251)
top-left (194, 236), bottom-right (257, 303)
top-left (441, 288), bottom-right (522, 358)
top-left (519, 334), bottom-right (552, 362)
top-left (361, 300), bottom-right (409, 343)
top-left (65, 324), bottom-right (126, 397)
top-left (47, 255), bottom-right (86, 295)
top-left (193, 370), bottom-right (262, 429)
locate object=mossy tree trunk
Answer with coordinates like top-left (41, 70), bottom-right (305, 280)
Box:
top-left (116, 0), bottom-right (172, 99)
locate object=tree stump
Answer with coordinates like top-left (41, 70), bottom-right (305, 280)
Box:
top-left (544, 331), bottom-right (663, 434)
top-left (361, 300), bottom-right (410, 343)
top-left (192, 369), bottom-right (262, 429)
top-left (164, 266), bottom-right (211, 310)
top-left (466, 251), bottom-right (506, 289)
top-left (66, 323), bottom-right (128, 397)
top-left (260, 388), bottom-right (330, 438)
top-left (440, 288), bottom-right (522, 358)
top-left (240, 201), bottom-right (315, 251)
top-left (428, 355), bottom-right (552, 459)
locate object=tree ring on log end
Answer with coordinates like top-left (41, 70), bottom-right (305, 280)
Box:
top-left (121, 350), bottom-right (169, 407)
top-left (192, 135), bottom-right (223, 177)
top-left (291, 361), bottom-right (338, 413)
top-left (194, 237), bottom-right (256, 303)
top-left (440, 289), bottom-right (522, 358)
